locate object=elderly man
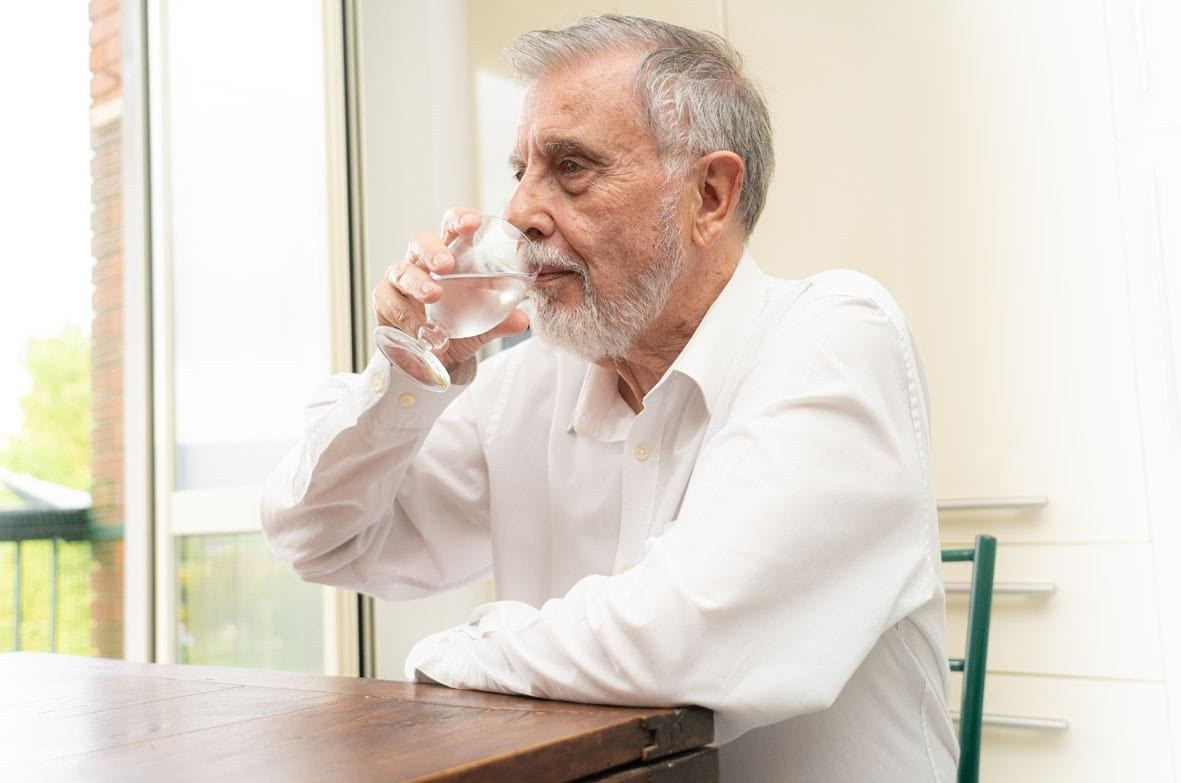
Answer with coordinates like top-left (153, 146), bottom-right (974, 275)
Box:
top-left (262, 14), bottom-right (956, 782)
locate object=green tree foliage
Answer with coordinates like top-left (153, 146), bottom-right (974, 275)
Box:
top-left (0, 325), bottom-right (91, 490)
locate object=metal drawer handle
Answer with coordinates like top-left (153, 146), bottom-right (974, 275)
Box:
top-left (951, 711), bottom-right (1069, 732)
top-left (937, 497), bottom-right (1048, 511)
top-left (945, 582), bottom-right (1056, 595)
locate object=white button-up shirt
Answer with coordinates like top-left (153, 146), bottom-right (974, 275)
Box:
top-left (262, 253), bottom-right (958, 782)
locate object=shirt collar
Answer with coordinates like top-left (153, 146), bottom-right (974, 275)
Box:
top-left (567, 249), bottom-right (770, 439)
top-left (569, 362), bottom-right (635, 441)
top-left (660, 249), bottom-right (768, 415)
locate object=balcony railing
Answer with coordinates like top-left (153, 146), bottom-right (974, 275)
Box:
top-left (0, 507), bottom-right (123, 654)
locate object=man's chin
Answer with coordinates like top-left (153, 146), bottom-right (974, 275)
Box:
top-left (529, 280), bottom-right (584, 314)
top-left (528, 317), bottom-right (631, 364)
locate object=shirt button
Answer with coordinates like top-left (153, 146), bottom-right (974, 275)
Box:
top-left (633, 443), bottom-right (651, 462)
top-left (371, 374), bottom-right (384, 393)
top-left (399, 393), bottom-right (416, 408)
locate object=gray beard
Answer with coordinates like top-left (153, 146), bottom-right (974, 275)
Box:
top-left (523, 200), bottom-right (685, 362)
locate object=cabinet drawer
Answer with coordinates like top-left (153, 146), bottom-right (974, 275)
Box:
top-left (950, 672), bottom-right (1172, 783)
top-left (942, 543), bottom-right (1164, 680)
top-left (1104, 0), bottom-right (1181, 137)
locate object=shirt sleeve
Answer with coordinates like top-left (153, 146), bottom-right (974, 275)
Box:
top-left (260, 351), bottom-right (494, 599)
top-left (404, 293), bottom-right (940, 744)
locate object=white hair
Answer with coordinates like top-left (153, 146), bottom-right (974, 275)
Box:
top-left (506, 14), bottom-right (775, 237)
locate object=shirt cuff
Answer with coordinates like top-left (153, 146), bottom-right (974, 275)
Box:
top-left (358, 350), bottom-right (470, 431)
top-left (405, 628), bottom-right (502, 693)
top-left (404, 601), bottom-right (540, 693)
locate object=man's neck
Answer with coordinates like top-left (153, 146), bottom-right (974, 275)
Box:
top-left (601, 243), bottom-right (743, 413)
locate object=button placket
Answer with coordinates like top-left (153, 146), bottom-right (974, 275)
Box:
top-left (614, 418), bottom-right (662, 576)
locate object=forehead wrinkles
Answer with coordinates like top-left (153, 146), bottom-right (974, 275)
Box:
top-left (517, 56), bottom-right (648, 143)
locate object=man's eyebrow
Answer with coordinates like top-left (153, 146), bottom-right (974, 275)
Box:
top-left (507, 140), bottom-right (607, 173)
top-left (543, 139), bottom-right (605, 164)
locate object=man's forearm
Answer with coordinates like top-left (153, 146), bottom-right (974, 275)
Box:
top-left (261, 352), bottom-right (492, 599)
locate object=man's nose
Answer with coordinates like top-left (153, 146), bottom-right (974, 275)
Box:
top-left (504, 172), bottom-right (554, 242)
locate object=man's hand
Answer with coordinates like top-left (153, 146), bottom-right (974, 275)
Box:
top-left (372, 208), bottom-right (531, 375)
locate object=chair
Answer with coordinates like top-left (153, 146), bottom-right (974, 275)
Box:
top-left (942, 534), bottom-right (997, 783)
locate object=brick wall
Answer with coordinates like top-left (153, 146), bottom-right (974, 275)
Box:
top-left (88, 0), bottom-right (123, 659)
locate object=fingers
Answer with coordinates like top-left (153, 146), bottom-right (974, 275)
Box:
top-left (390, 233), bottom-right (449, 301)
top-left (370, 281), bottom-right (420, 331)
top-left (440, 208), bottom-right (482, 245)
top-left (397, 204), bottom-right (477, 285)
top-left (401, 209), bottom-right (480, 286)
top-left (372, 231), bottom-right (445, 333)
top-left (372, 208), bottom-right (503, 371)
top-left (390, 260), bottom-right (440, 301)
top-left (373, 205), bottom-right (476, 336)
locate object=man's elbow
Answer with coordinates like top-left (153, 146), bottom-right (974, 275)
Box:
top-left (259, 477), bottom-right (321, 574)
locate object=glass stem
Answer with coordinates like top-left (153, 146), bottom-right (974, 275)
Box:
top-left (417, 321), bottom-right (449, 350)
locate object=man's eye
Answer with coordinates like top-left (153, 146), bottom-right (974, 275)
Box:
top-left (512, 169), bottom-right (524, 182)
top-left (559, 159), bottom-right (583, 175)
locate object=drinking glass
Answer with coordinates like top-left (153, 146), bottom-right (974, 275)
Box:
top-left (374, 215), bottom-right (535, 391)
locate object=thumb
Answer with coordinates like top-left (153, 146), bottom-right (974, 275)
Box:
top-left (485, 308), bottom-right (530, 341)
top-left (436, 309), bottom-right (530, 366)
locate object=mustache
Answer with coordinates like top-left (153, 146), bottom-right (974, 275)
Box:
top-left (524, 243), bottom-right (587, 280)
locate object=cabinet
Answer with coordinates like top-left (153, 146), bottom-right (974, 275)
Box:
top-left (953, 672), bottom-right (1173, 782)
top-left (731, 0), bottom-right (1181, 779)
top-left (1110, 0), bottom-right (1181, 767)
top-left (942, 543), bottom-right (1164, 681)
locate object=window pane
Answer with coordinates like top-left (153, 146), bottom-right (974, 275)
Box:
top-left (0, 539), bottom-right (97, 654)
top-left (165, 0), bottom-right (333, 490)
top-left (177, 533), bottom-right (322, 672)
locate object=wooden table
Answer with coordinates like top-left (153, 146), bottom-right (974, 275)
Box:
top-left (0, 653), bottom-right (715, 782)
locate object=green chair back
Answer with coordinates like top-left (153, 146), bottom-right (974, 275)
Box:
top-left (942, 534), bottom-right (997, 783)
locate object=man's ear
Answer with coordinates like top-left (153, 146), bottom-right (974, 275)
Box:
top-left (690, 151), bottom-right (744, 249)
